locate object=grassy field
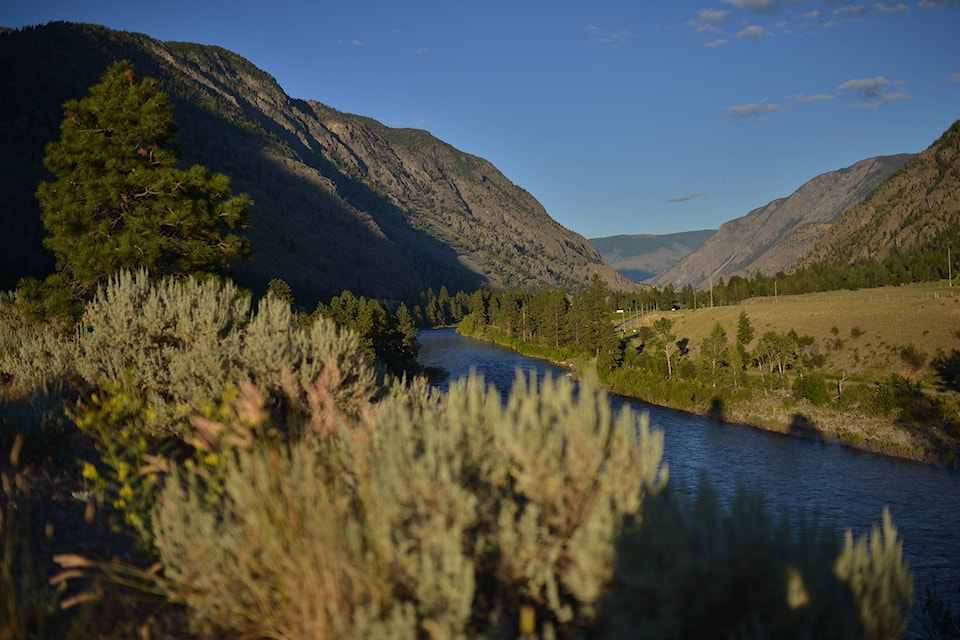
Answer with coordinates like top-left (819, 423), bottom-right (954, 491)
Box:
top-left (630, 281), bottom-right (960, 385)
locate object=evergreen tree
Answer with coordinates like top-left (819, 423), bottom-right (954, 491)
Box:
top-left (32, 61), bottom-right (251, 310)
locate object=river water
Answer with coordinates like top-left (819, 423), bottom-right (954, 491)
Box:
top-left (418, 328), bottom-right (960, 632)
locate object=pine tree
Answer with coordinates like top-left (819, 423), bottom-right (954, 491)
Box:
top-left (33, 61), bottom-right (251, 308)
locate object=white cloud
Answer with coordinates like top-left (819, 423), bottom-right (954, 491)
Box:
top-left (667, 192), bottom-right (708, 203)
top-left (687, 8), bottom-right (733, 33)
top-left (351, 39), bottom-right (368, 47)
top-left (737, 25), bottom-right (767, 38)
top-left (919, 0), bottom-right (956, 8)
top-left (705, 38), bottom-right (730, 47)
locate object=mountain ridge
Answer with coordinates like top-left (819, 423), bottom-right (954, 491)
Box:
top-left (803, 120), bottom-right (960, 268)
top-left (0, 22), bottom-right (634, 301)
top-left (589, 230), bottom-right (716, 282)
top-left (648, 154), bottom-right (914, 288)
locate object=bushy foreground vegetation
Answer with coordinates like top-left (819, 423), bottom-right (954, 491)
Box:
top-left (0, 273), bottom-right (918, 638)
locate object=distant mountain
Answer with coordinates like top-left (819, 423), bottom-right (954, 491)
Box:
top-left (648, 154), bottom-right (914, 289)
top-left (803, 120), bottom-right (960, 268)
top-left (0, 22), bottom-right (633, 301)
top-left (589, 230), bottom-right (715, 282)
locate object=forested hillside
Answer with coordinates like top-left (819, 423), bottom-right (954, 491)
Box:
top-left (0, 22), bottom-right (632, 302)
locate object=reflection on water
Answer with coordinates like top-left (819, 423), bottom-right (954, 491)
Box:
top-left (419, 328), bottom-right (960, 624)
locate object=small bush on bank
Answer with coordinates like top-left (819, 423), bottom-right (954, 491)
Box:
top-left (794, 371), bottom-right (832, 407)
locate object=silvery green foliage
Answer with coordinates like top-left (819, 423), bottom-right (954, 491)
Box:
top-left (155, 371), bottom-right (667, 639)
top-left (76, 270), bottom-right (379, 437)
top-left (0, 293), bottom-right (77, 391)
top-left (835, 508), bottom-right (913, 640)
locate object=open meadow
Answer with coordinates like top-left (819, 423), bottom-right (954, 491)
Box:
top-left (638, 281), bottom-right (960, 386)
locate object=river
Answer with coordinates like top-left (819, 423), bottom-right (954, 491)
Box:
top-left (418, 328), bottom-right (960, 634)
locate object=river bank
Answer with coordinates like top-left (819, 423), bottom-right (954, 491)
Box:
top-left (454, 328), bottom-right (960, 468)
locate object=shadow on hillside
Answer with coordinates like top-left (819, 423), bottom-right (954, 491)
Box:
top-left (0, 22), bottom-right (485, 303)
top-left (707, 396), bottom-right (726, 421)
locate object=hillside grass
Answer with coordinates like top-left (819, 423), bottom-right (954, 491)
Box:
top-left (636, 281), bottom-right (960, 385)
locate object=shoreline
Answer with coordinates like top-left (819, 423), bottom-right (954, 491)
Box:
top-left (452, 328), bottom-right (960, 469)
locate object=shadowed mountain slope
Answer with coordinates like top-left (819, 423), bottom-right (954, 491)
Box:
top-left (0, 22), bottom-right (633, 301)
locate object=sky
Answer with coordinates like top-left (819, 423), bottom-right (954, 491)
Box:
top-left (3, 1), bottom-right (959, 238)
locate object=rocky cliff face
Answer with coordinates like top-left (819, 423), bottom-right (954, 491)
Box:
top-left (0, 22), bottom-right (633, 301)
top-left (648, 154), bottom-right (913, 288)
top-left (804, 121), bottom-right (960, 267)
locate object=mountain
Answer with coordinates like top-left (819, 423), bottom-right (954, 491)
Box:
top-left (803, 120), bottom-right (960, 268)
top-left (0, 22), bottom-right (634, 301)
top-left (589, 230), bottom-right (715, 282)
top-left (648, 154), bottom-right (914, 289)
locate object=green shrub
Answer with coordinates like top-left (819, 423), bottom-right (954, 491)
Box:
top-left (793, 372), bottom-right (832, 407)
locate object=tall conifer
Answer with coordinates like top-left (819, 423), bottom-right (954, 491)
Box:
top-left (33, 61), bottom-right (251, 309)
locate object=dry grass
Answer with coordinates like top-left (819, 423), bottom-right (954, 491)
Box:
top-left (635, 281), bottom-right (960, 384)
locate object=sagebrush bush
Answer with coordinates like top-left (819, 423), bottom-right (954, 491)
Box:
top-left (75, 270), bottom-right (379, 438)
top-left (0, 292), bottom-right (77, 394)
top-left (154, 371), bottom-right (668, 639)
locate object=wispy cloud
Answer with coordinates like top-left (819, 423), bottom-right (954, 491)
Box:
top-left (838, 4), bottom-right (870, 16)
top-left (737, 25), bottom-right (766, 38)
top-left (722, 0), bottom-right (779, 13)
top-left (585, 24), bottom-right (636, 45)
top-left (667, 192), bottom-right (708, 203)
top-left (950, 73), bottom-right (960, 83)
top-left (416, 47), bottom-right (429, 54)
top-left (705, 38), bottom-right (730, 47)
top-left (919, 0), bottom-right (956, 8)
top-left (727, 100), bottom-right (781, 121)
top-left (794, 93), bottom-right (835, 102)
top-left (874, 3), bottom-right (910, 13)
top-left (838, 76), bottom-right (908, 107)
top-left (838, 76), bottom-right (896, 99)
top-left (351, 39), bottom-right (368, 47)
top-left (687, 8), bottom-right (733, 33)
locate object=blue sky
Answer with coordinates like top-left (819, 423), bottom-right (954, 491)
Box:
top-left (4, 1), bottom-right (959, 238)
